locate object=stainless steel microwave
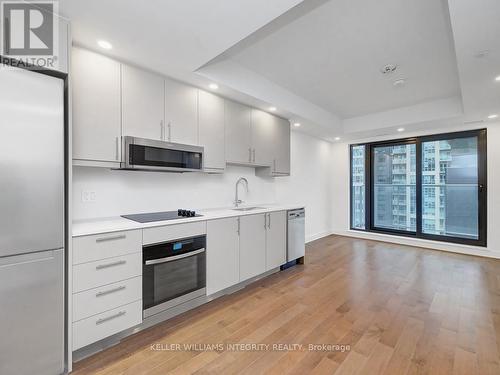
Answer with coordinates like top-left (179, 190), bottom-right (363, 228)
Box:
top-left (120, 136), bottom-right (204, 172)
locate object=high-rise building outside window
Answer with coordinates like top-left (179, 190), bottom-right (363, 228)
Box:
top-left (349, 129), bottom-right (486, 246)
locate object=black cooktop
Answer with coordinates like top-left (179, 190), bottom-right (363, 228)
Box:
top-left (121, 210), bottom-right (202, 223)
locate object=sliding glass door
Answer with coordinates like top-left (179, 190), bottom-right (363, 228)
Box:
top-left (420, 134), bottom-right (481, 241)
top-left (350, 129), bottom-right (487, 247)
top-left (372, 143), bottom-right (416, 233)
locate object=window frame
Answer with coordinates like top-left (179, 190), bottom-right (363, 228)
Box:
top-left (349, 129), bottom-right (487, 247)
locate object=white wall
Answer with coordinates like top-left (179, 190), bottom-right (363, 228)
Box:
top-left (331, 122), bottom-right (500, 258)
top-left (73, 131), bottom-right (334, 242)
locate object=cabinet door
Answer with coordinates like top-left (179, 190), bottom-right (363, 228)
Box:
top-left (225, 100), bottom-right (252, 164)
top-left (266, 211), bottom-right (287, 270)
top-left (198, 90), bottom-right (225, 171)
top-left (165, 78), bottom-right (198, 144)
top-left (206, 218), bottom-right (240, 295)
top-left (72, 48), bottom-right (121, 163)
top-left (273, 117), bottom-right (291, 175)
top-left (239, 214), bottom-right (266, 281)
top-left (251, 109), bottom-right (276, 167)
top-left (122, 65), bottom-right (165, 140)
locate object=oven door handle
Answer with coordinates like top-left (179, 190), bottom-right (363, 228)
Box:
top-left (144, 248), bottom-right (205, 266)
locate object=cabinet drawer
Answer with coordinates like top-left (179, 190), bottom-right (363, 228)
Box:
top-left (73, 253), bottom-right (142, 293)
top-left (73, 230), bottom-right (142, 265)
top-left (73, 276), bottom-right (142, 322)
top-left (72, 300), bottom-right (142, 350)
top-left (143, 221), bottom-right (206, 245)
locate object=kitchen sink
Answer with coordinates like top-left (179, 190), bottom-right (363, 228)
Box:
top-left (232, 206), bottom-right (266, 211)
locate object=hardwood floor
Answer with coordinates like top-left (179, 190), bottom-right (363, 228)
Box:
top-left (72, 235), bottom-right (500, 375)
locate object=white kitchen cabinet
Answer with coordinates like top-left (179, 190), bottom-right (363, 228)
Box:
top-left (225, 100), bottom-right (252, 165)
top-left (206, 217), bottom-right (240, 295)
top-left (255, 115), bottom-right (291, 177)
top-left (165, 78), bottom-right (198, 144)
top-left (273, 118), bottom-right (291, 175)
top-left (122, 65), bottom-right (165, 140)
top-left (251, 109), bottom-right (277, 167)
top-left (239, 214), bottom-right (266, 281)
top-left (72, 48), bottom-right (121, 164)
top-left (198, 90), bottom-right (225, 172)
top-left (265, 211), bottom-right (287, 270)
top-left (73, 300), bottom-right (142, 350)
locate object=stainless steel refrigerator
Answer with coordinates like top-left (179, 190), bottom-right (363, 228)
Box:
top-left (0, 65), bottom-right (65, 374)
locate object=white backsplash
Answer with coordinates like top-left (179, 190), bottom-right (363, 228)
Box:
top-left (72, 164), bottom-right (277, 219)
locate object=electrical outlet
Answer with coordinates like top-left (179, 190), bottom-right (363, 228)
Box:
top-left (81, 191), bottom-right (97, 203)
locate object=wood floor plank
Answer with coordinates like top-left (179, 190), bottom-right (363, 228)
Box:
top-left (71, 235), bottom-right (500, 375)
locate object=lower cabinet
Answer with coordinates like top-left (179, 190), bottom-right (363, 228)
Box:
top-left (71, 231), bottom-right (142, 351)
top-left (265, 211), bottom-right (287, 270)
top-left (206, 217), bottom-right (240, 295)
top-left (206, 211), bottom-right (287, 295)
top-left (72, 300), bottom-right (142, 350)
top-left (239, 214), bottom-right (267, 281)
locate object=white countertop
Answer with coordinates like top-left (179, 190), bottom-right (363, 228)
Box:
top-left (72, 204), bottom-right (305, 237)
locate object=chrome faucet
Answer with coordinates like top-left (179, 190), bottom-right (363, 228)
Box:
top-left (234, 177), bottom-right (249, 207)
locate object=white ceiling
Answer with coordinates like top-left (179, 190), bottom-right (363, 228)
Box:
top-left (59, 0), bottom-right (304, 79)
top-left (60, 0), bottom-right (500, 141)
top-left (225, 0), bottom-right (460, 119)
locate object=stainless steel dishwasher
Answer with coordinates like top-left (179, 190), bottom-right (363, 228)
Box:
top-left (287, 208), bottom-right (305, 263)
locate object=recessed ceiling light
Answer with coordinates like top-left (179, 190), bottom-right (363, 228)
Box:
top-left (293, 122), bottom-right (301, 127)
top-left (97, 40), bottom-right (112, 50)
top-left (208, 83), bottom-right (219, 90)
top-left (488, 114), bottom-right (498, 119)
top-left (397, 128), bottom-right (405, 132)
top-left (334, 137), bottom-right (341, 141)
top-left (495, 75), bottom-right (500, 82)
top-left (269, 106), bottom-right (277, 112)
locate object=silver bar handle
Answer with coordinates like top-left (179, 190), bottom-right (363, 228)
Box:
top-left (145, 248), bottom-right (205, 266)
top-left (160, 120), bottom-right (164, 140)
top-left (252, 149), bottom-right (256, 163)
top-left (96, 234), bottom-right (126, 243)
top-left (168, 121), bottom-right (172, 141)
top-left (248, 148), bottom-right (252, 162)
top-left (96, 260), bottom-right (126, 270)
top-left (264, 214), bottom-right (267, 229)
top-left (237, 217), bottom-right (240, 235)
top-left (96, 285), bottom-right (126, 297)
top-left (96, 311), bottom-right (126, 325)
top-left (273, 159), bottom-right (276, 172)
top-left (268, 213), bottom-right (271, 229)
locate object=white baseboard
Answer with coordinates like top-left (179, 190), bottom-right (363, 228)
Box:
top-left (306, 230), bottom-right (334, 244)
top-left (331, 229), bottom-right (500, 260)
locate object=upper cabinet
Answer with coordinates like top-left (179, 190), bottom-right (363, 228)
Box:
top-left (252, 110), bottom-right (291, 177)
top-left (251, 109), bottom-right (277, 167)
top-left (224, 105), bottom-right (291, 176)
top-left (71, 48), bottom-right (290, 176)
top-left (72, 48), bottom-right (121, 165)
top-left (273, 117), bottom-right (291, 175)
top-left (165, 78), bottom-right (198, 145)
top-left (122, 65), bottom-right (165, 141)
top-left (225, 100), bottom-right (252, 165)
top-left (198, 90), bottom-right (225, 172)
